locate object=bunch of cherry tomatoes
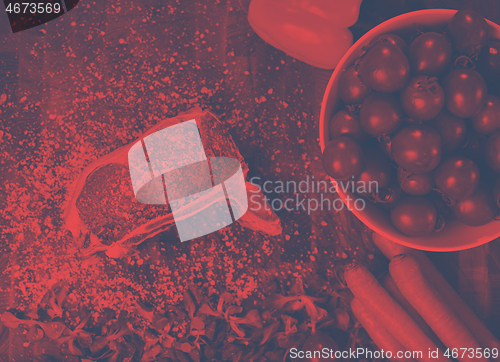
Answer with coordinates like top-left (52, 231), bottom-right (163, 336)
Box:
top-left (322, 10), bottom-right (500, 237)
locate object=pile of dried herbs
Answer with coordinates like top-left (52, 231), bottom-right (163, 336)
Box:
top-left (0, 250), bottom-right (383, 362)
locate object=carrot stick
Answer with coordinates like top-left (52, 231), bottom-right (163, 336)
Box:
top-left (416, 251), bottom-right (500, 362)
top-left (380, 273), bottom-right (444, 350)
top-left (344, 263), bottom-right (448, 362)
top-left (390, 254), bottom-right (489, 362)
top-left (372, 232), bottom-right (409, 259)
top-left (373, 232), bottom-right (500, 361)
top-left (351, 298), bottom-right (417, 362)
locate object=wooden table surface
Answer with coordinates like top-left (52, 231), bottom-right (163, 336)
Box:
top-left (1, 0), bottom-right (500, 345)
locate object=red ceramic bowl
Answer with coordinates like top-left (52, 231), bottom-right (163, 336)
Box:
top-left (319, 9), bottom-right (500, 252)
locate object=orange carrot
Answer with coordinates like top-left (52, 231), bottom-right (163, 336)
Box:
top-left (372, 232), bottom-right (409, 259)
top-left (416, 251), bottom-right (500, 362)
top-left (344, 263), bottom-right (448, 362)
top-left (380, 273), bottom-right (444, 350)
top-left (351, 298), bottom-right (417, 362)
top-left (373, 232), bottom-right (500, 361)
top-left (390, 254), bottom-right (489, 362)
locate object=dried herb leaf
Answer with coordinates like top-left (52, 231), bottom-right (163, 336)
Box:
top-left (41, 321), bottom-right (66, 340)
top-left (189, 284), bottom-right (206, 305)
top-left (237, 310), bottom-right (263, 328)
top-left (189, 348), bottom-right (201, 362)
top-left (334, 308), bottom-right (350, 331)
top-left (140, 343), bottom-right (162, 362)
top-left (183, 289), bottom-right (196, 318)
top-left (259, 321), bottom-right (280, 346)
top-left (180, 342), bottom-right (192, 353)
top-left (191, 316), bottom-right (205, 330)
top-left (199, 303), bottom-right (221, 317)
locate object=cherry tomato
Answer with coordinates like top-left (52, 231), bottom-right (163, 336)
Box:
top-left (322, 137), bottom-right (364, 180)
top-left (431, 113), bottom-right (467, 153)
top-left (447, 9), bottom-right (489, 56)
top-left (398, 168), bottom-right (434, 196)
top-left (302, 333), bottom-right (339, 362)
top-left (359, 42), bottom-right (410, 93)
top-left (478, 41), bottom-right (500, 80)
top-left (434, 157), bottom-right (480, 200)
top-left (407, 32), bottom-right (452, 76)
top-left (443, 69), bottom-right (487, 118)
top-left (339, 65), bottom-right (371, 104)
top-left (329, 109), bottom-right (366, 142)
top-left (368, 33), bottom-right (407, 50)
top-left (485, 131), bottom-right (500, 172)
top-left (355, 149), bottom-right (392, 198)
top-left (391, 125), bottom-right (442, 173)
top-left (471, 95), bottom-right (500, 135)
top-left (452, 184), bottom-right (497, 226)
top-left (494, 178), bottom-right (500, 208)
top-left (391, 196), bottom-right (438, 236)
top-left (400, 76), bottom-right (445, 121)
top-left (359, 93), bottom-right (403, 136)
